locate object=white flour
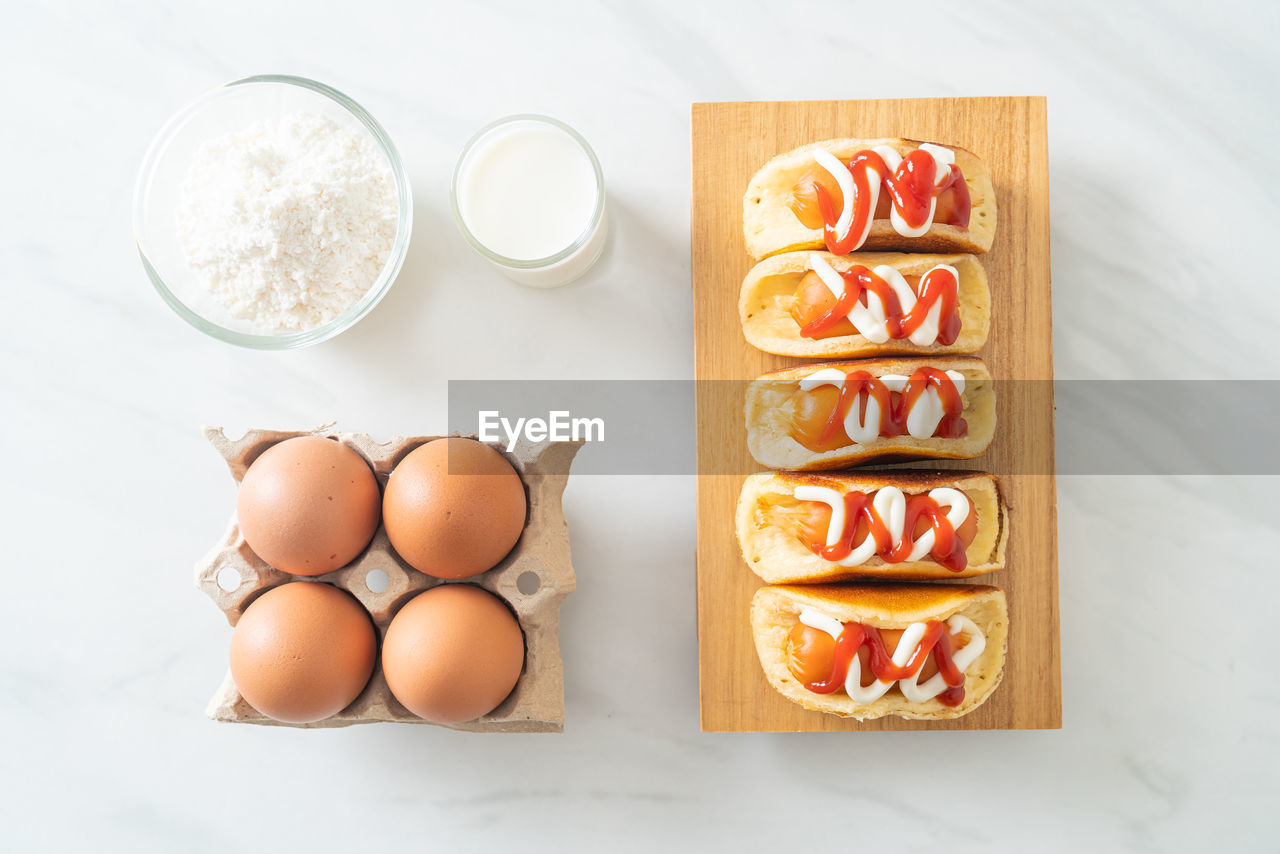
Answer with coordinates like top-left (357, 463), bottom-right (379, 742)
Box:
top-left (177, 112), bottom-right (398, 333)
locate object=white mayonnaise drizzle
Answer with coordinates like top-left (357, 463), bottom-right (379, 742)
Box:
top-left (796, 368), bottom-right (966, 444)
top-left (791, 484), bottom-right (970, 566)
top-left (813, 150), bottom-right (855, 243)
top-left (796, 606), bottom-right (985, 704)
top-left (811, 143), bottom-right (956, 247)
top-left (799, 608), bottom-right (844, 640)
top-left (808, 254), bottom-right (958, 346)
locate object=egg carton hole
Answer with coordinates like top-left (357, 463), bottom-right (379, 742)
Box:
top-left (216, 565), bottom-right (243, 592)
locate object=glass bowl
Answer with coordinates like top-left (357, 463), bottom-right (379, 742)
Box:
top-left (132, 74), bottom-right (413, 349)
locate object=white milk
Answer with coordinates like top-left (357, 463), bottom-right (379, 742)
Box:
top-left (454, 116), bottom-right (606, 288)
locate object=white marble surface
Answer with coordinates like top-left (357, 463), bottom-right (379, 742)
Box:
top-left (2, 1), bottom-right (1277, 851)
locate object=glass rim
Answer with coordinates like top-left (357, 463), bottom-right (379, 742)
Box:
top-left (450, 113), bottom-right (605, 269)
top-left (131, 73), bottom-right (414, 350)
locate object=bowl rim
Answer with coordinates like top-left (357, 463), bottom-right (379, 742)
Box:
top-left (132, 73), bottom-right (414, 350)
top-left (449, 113), bottom-right (605, 269)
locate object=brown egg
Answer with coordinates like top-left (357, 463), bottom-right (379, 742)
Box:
top-left (381, 585), bottom-right (525, 723)
top-left (229, 582), bottom-right (376, 724)
top-left (237, 436), bottom-right (381, 576)
top-left (382, 438), bottom-right (526, 579)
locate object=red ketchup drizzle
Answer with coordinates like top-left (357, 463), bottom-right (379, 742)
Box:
top-left (799, 265), bottom-right (960, 344)
top-left (813, 489), bottom-right (967, 572)
top-left (812, 148), bottom-right (971, 255)
top-left (817, 367), bottom-right (968, 446)
top-left (803, 620), bottom-right (967, 706)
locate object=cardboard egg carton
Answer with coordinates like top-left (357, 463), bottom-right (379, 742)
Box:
top-left (195, 426), bottom-right (581, 732)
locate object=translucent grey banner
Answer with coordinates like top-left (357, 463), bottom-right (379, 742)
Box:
top-left (447, 380), bottom-right (1280, 475)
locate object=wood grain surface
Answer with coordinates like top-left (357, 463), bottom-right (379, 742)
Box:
top-left (692, 97), bottom-right (1060, 732)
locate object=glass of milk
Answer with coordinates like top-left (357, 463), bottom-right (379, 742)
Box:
top-left (451, 115), bottom-right (607, 288)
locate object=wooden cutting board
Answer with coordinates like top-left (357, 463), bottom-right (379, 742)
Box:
top-left (692, 97), bottom-right (1060, 731)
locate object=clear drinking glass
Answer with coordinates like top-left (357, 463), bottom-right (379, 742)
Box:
top-left (451, 115), bottom-right (607, 288)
